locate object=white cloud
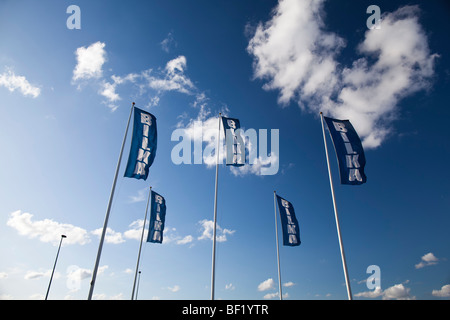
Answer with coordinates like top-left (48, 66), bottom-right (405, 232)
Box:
top-left (7, 210), bottom-right (90, 246)
top-left (90, 54), bottom-right (195, 110)
top-left (144, 55), bottom-right (195, 94)
top-left (24, 269), bottom-right (55, 280)
top-left (355, 283), bottom-right (415, 300)
top-left (91, 227), bottom-right (125, 244)
top-left (197, 219), bottom-right (235, 243)
top-left (0, 68), bottom-right (41, 98)
top-left (283, 281), bottom-right (295, 288)
top-left (167, 285), bottom-right (180, 292)
top-left (263, 291), bottom-right (289, 299)
top-left (258, 278), bottom-right (275, 291)
top-left (382, 283), bottom-right (415, 300)
top-left (354, 287), bottom-right (383, 299)
top-left (72, 41), bottom-right (107, 81)
top-left (432, 284), bottom-right (450, 298)
top-left (225, 283), bottom-right (235, 290)
top-left (99, 73), bottom-right (139, 104)
top-left (160, 32), bottom-right (176, 53)
top-left (177, 235), bottom-right (193, 245)
top-left (247, 0), bottom-right (438, 148)
top-left (123, 219), bottom-right (146, 241)
top-left (128, 188), bottom-right (149, 203)
top-left (415, 252), bottom-right (439, 269)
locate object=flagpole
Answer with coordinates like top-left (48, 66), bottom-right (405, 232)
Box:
top-left (45, 234), bottom-right (66, 300)
top-left (135, 271), bottom-right (141, 300)
top-left (273, 191), bottom-right (283, 300)
top-left (211, 113), bottom-right (221, 300)
top-left (131, 186), bottom-right (152, 300)
top-left (88, 102), bottom-right (135, 300)
top-left (320, 112), bottom-right (353, 300)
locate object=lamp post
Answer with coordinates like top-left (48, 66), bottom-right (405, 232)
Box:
top-left (45, 234), bottom-right (66, 300)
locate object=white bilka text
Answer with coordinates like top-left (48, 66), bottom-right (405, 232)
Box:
top-left (332, 121), bottom-right (363, 182)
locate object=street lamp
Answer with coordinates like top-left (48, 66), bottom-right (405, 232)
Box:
top-left (45, 234), bottom-right (67, 300)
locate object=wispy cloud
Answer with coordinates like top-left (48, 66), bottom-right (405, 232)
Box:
top-left (197, 219), bottom-right (235, 242)
top-left (415, 252), bottom-right (439, 269)
top-left (247, 0), bottom-right (438, 148)
top-left (160, 32), bottom-right (177, 53)
top-left (72, 42), bottom-right (196, 111)
top-left (0, 68), bottom-right (41, 98)
top-left (91, 227), bottom-right (125, 244)
top-left (143, 55), bottom-right (196, 95)
top-left (167, 285), bottom-right (180, 292)
top-left (24, 269), bottom-right (55, 280)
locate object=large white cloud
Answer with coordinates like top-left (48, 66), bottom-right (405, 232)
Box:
top-left (7, 210), bottom-right (90, 246)
top-left (247, 0), bottom-right (438, 148)
top-left (72, 41), bottom-right (107, 81)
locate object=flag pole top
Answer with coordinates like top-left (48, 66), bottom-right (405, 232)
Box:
top-left (319, 111), bottom-right (323, 115)
top-left (132, 102), bottom-right (135, 106)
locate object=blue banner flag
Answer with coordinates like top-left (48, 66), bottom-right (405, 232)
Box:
top-left (147, 191), bottom-right (166, 244)
top-left (276, 195), bottom-right (301, 247)
top-left (324, 116), bottom-right (367, 185)
top-left (124, 107), bottom-right (157, 180)
top-left (221, 116), bottom-right (245, 167)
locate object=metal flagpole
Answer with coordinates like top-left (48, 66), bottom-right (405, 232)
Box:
top-left (88, 102), bottom-right (135, 300)
top-left (211, 113), bottom-right (221, 300)
top-left (320, 112), bottom-right (353, 300)
top-left (131, 186), bottom-right (152, 300)
top-left (273, 191), bottom-right (283, 300)
top-left (45, 234), bottom-right (66, 300)
top-left (135, 271), bottom-right (141, 300)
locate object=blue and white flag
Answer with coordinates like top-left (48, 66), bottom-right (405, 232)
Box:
top-left (124, 107), bottom-right (157, 180)
top-left (221, 116), bottom-right (245, 167)
top-left (324, 116), bottom-right (367, 185)
top-left (276, 195), bottom-right (301, 247)
top-left (147, 191), bottom-right (166, 244)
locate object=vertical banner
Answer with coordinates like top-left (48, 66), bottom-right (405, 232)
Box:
top-left (124, 107), bottom-right (157, 180)
top-left (147, 191), bottom-right (166, 244)
top-left (276, 195), bottom-right (301, 247)
top-left (324, 116), bottom-right (367, 185)
top-left (221, 117), bottom-right (245, 167)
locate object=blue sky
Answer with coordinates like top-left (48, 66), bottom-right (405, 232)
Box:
top-left (1, 0), bottom-right (449, 300)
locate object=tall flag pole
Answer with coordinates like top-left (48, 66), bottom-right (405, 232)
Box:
top-left (45, 234), bottom-right (66, 300)
top-left (320, 111), bottom-right (353, 300)
top-left (88, 102), bottom-right (135, 300)
top-left (273, 191), bottom-right (283, 300)
top-left (131, 186), bottom-right (152, 300)
top-left (273, 192), bottom-right (301, 300)
top-left (211, 113), bottom-right (221, 300)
